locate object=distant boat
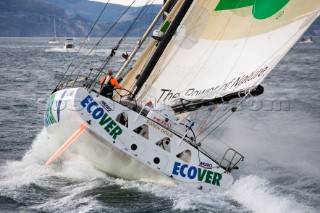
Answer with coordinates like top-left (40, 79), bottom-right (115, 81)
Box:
top-left (300, 37), bottom-right (315, 44)
top-left (82, 37), bottom-right (90, 43)
top-left (49, 18), bottom-right (60, 44)
top-left (64, 39), bottom-right (74, 49)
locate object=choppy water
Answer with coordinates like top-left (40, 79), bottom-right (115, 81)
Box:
top-left (0, 37), bottom-right (319, 213)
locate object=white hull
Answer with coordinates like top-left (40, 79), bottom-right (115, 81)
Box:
top-left (44, 88), bottom-right (235, 191)
top-left (46, 112), bottom-right (171, 182)
top-left (64, 39), bottom-right (74, 49)
top-left (299, 41), bottom-right (315, 44)
top-left (64, 45), bottom-right (74, 49)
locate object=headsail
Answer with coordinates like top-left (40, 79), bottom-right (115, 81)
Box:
top-left (120, 0), bottom-right (183, 92)
top-left (133, 0), bottom-right (320, 111)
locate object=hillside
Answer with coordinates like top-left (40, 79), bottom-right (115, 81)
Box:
top-left (0, 0), bottom-right (65, 36)
top-left (0, 0), bottom-right (160, 37)
top-left (41, 0), bottom-right (158, 23)
top-left (0, 0), bottom-right (107, 37)
top-left (0, 0), bottom-right (319, 37)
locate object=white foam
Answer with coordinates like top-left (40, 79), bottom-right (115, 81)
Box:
top-left (31, 180), bottom-right (104, 212)
top-left (44, 47), bottom-right (112, 56)
top-left (0, 129), bottom-right (114, 212)
top-left (227, 175), bottom-right (317, 213)
top-left (1, 125), bottom-right (318, 212)
top-left (0, 129), bottom-right (106, 189)
top-left (126, 174), bottom-right (317, 213)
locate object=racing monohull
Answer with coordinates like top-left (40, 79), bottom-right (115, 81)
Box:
top-left (44, 0), bottom-right (320, 191)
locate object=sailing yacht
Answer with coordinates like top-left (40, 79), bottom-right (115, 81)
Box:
top-left (49, 18), bottom-right (60, 44)
top-left (43, 1), bottom-right (320, 191)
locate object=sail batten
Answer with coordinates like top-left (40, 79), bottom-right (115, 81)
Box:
top-left (133, 0), bottom-right (320, 110)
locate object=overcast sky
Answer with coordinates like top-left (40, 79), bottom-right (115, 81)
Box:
top-left (89, 0), bottom-right (163, 7)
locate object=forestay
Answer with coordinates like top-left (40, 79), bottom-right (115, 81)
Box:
top-left (137, 0), bottom-right (320, 104)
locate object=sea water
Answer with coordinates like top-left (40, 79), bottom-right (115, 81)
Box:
top-left (0, 37), bottom-right (319, 213)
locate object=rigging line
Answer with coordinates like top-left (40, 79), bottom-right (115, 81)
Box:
top-left (87, 0), bottom-right (152, 90)
top-left (125, 37), bottom-right (159, 92)
top-left (197, 89), bottom-right (252, 144)
top-left (142, 1), bottom-right (201, 92)
top-left (213, 22), bottom-right (255, 101)
top-left (197, 107), bottom-right (214, 133)
top-left (162, 2), bottom-right (208, 85)
top-left (70, 0), bottom-right (138, 86)
top-left (140, 0), bottom-right (241, 100)
top-left (116, 0), bottom-right (160, 87)
top-left (199, 111), bottom-right (232, 144)
top-left (137, 1), bottom-right (189, 99)
top-left (205, 104), bottom-right (226, 128)
top-left (102, 0), bottom-right (153, 63)
top-left (114, 0), bottom-right (153, 46)
top-left (165, 3), bottom-right (212, 89)
top-left (199, 144), bottom-right (224, 161)
top-left (53, 1), bottom-right (110, 92)
top-left (124, 40), bottom-right (157, 89)
top-left (196, 101), bottom-right (224, 124)
top-left (197, 89), bottom-right (251, 138)
top-left (211, 0), bottom-right (256, 100)
top-left (155, 0), bottom-right (244, 93)
top-left (154, 1), bottom-right (245, 97)
top-left (66, 0), bottom-right (138, 88)
top-left (99, 0), bottom-right (153, 68)
top-left (218, 4), bottom-right (320, 100)
top-left (197, 148), bottom-right (201, 164)
top-left (251, 8), bottom-right (320, 90)
top-left (75, 0), bottom-right (152, 88)
top-left (195, 105), bottom-right (231, 138)
top-left (197, 104), bottom-right (221, 135)
top-left (192, 110), bottom-right (199, 120)
top-left (175, 10), bottom-right (232, 89)
top-left (84, 42), bottom-right (107, 86)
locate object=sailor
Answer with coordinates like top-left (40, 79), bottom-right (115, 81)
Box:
top-left (100, 70), bottom-right (123, 99)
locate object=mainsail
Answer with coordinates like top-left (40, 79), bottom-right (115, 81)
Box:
top-left (127, 0), bottom-right (320, 112)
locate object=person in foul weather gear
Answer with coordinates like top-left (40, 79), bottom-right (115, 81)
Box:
top-left (100, 70), bottom-right (123, 99)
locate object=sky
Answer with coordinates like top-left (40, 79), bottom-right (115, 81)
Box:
top-left (89, 0), bottom-right (163, 7)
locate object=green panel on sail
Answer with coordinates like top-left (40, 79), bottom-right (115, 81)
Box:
top-left (215, 0), bottom-right (254, 11)
top-left (215, 0), bottom-right (290, 20)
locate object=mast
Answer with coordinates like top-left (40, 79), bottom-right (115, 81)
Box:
top-left (53, 18), bottom-right (57, 40)
top-left (131, 0), bottom-right (194, 99)
top-left (115, 0), bottom-right (174, 80)
top-left (163, 0), bottom-right (167, 20)
top-left (163, 0), bottom-right (176, 20)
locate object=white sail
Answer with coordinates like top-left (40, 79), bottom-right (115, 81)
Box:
top-left (120, 1), bottom-right (183, 91)
top-left (46, 0), bottom-right (320, 191)
top-left (136, 0), bottom-right (320, 104)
